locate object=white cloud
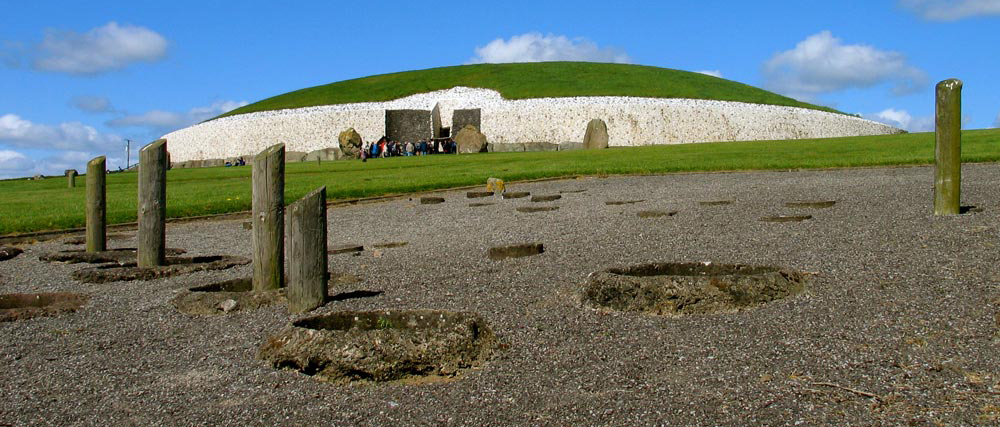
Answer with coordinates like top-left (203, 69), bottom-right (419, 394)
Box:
top-left (469, 33), bottom-right (631, 64)
top-left (863, 108), bottom-right (934, 132)
top-left (696, 70), bottom-right (723, 78)
top-left (72, 95), bottom-right (115, 113)
top-left (0, 113), bottom-right (123, 151)
top-left (106, 100), bottom-right (249, 134)
top-left (33, 22), bottom-right (167, 74)
top-left (763, 31), bottom-right (927, 100)
top-left (901, 0), bottom-right (1000, 20)
top-left (0, 150), bottom-right (34, 178)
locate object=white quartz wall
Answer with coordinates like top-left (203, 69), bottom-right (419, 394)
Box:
top-left (162, 87), bottom-right (902, 161)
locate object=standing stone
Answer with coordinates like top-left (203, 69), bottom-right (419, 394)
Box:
top-left (287, 186), bottom-right (328, 313)
top-left (65, 169), bottom-right (78, 188)
top-left (583, 119), bottom-right (609, 150)
top-left (934, 79), bottom-right (962, 216)
top-left (138, 139), bottom-right (167, 267)
top-left (85, 157), bottom-right (106, 253)
top-left (455, 125), bottom-right (488, 154)
top-left (252, 144), bottom-right (285, 291)
top-left (338, 128), bottom-right (363, 159)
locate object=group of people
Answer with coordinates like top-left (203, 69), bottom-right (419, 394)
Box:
top-left (361, 136), bottom-right (457, 160)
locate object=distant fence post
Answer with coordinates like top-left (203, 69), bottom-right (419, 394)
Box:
top-left (138, 139), bottom-right (167, 267)
top-left (85, 157), bottom-right (106, 253)
top-left (66, 169), bottom-right (78, 188)
top-left (252, 143), bottom-right (285, 291)
top-left (934, 79), bottom-right (962, 216)
top-left (287, 186), bottom-right (328, 313)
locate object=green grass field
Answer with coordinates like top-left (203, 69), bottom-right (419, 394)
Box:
top-left (2, 128), bottom-right (998, 235)
top-left (218, 62), bottom-right (840, 119)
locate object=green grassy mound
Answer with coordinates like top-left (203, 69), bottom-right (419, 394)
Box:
top-left (219, 62), bottom-right (840, 119)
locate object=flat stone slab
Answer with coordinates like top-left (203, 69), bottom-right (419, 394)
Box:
top-left (71, 255), bottom-right (251, 284)
top-left (559, 189), bottom-right (586, 194)
top-left (606, 200), bottom-right (645, 205)
top-left (40, 248), bottom-right (186, 264)
top-left (488, 243), bottom-right (544, 260)
top-left (516, 206), bottom-right (559, 213)
top-left (530, 195), bottom-right (562, 202)
top-left (420, 197), bottom-right (445, 205)
top-left (760, 215), bottom-right (812, 222)
top-left (1, 292), bottom-right (89, 322)
top-left (502, 192), bottom-right (530, 199)
top-left (172, 278), bottom-right (285, 316)
top-left (466, 191), bottom-right (493, 198)
top-left (468, 202), bottom-right (495, 207)
top-left (329, 244), bottom-right (364, 255)
top-left (369, 242), bottom-right (408, 249)
top-left (581, 262), bottom-right (806, 316)
top-left (784, 200), bottom-right (836, 209)
top-left (259, 310), bottom-right (498, 383)
top-left (637, 210), bottom-right (678, 218)
top-left (0, 246), bottom-right (23, 261)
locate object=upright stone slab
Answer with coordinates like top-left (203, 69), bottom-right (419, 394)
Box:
top-left (934, 79), bottom-right (962, 216)
top-left (452, 109), bottom-right (481, 134)
top-left (85, 157), bottom-right (106, 253)
top-left (432, 103), bottom-right (445, 138)
top-left (137, 140), bottom-right (167, 267)
top-left (65, 169), bottom-right (78, 188)
top-left (583, 119), bottom-right (609, 150)
top-left (385, 109), bottom-right (432, 144)
top-left (252, 144), bottom-right (285, 291)
top-left (287, 186), bottom-right (328, 313)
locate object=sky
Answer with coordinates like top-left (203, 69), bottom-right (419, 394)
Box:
top-left (1, 0), bottom-right (998, 179)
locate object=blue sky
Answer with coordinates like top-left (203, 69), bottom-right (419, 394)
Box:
top-left (1, 0), bottom-right (998, 178)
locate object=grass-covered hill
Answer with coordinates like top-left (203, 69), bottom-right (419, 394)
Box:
top-left (218, 62), bottom-right (840, 119)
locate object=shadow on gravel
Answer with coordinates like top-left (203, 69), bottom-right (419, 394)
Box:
top-left (172, 272), bottom-right (366, 315)
top-left (581, 262), bottom-right (807, 316)
top-left (1, 292), bottom-right (89, 321)
top-left (62, 233), bottom-right (133, 245)
top-left (259, 310), bottom-right (498, 384)
top-left (637, 210), bottom-right (677, 219)
top-left (699, 200), bottom-right (733, 206)
top-left (759, 215), bottom-right (812, 223)
top-left (960, 205), bottom-right (983, 214)
top-left (784, 200), bottom-right (836, 209)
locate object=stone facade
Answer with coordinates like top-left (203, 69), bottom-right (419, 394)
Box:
top-left (162, 87), bottom-right (903, 162)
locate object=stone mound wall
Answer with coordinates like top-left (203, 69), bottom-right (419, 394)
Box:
top-left (161, 87), bottom-right (903, 162)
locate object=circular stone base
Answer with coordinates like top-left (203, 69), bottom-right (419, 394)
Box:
top-left (171, 278), bottom-right (285, 315)
top-left (1, 292), bottom-right (89, 322)
top-left (40, 248), bottom-right (186, 264)
top-left (0, 246), bottom-right (24, 261)
top-left (259, 310), bottom-right (498, 383)
top-left (580, 262), bottom-right (806, 316)
top-left (71, 255), bottom-right (250, 283)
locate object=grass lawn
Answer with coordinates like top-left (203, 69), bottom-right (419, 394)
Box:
top-left (1, 128), bottom-right (998, 235)
top-left (218, 62), bottom-right (839, 119)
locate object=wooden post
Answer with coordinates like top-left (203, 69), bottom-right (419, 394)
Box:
top-left (138, 139), bottom-right (167, 267)
top-left (66, 169), bottom-right (78, 188)
top-left (252, 143), bottom-right (285, 291)
top-left (287, 186), bottom-right (328, 313)
top-left (934, 78), bottom-right (962, 216)
top-left (85, 158), bottom-right (106, 253)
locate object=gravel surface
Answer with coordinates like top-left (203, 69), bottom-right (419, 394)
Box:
top-left (2, 164), bottom-right (999, 426)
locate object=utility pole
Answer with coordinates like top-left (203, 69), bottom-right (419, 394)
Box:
top-left (126, 139), bottom-right (131, 169)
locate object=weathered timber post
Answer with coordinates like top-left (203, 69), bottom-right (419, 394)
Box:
top-left (138, 139), bottom-right (167, 267)
top-left (934, 78), bottom-right (963, 216)
top-left (287, 186), bottom-right (328, 313)
top-left (252, 143), bottom-right (285, 291)
top-left (85, 158), bottom-right (106, 253)
top-left (66, 169), bottom-right (78, 188)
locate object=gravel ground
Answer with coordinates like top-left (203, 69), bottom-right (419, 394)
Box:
top-left (2, 164), bottom-right (999, 426)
